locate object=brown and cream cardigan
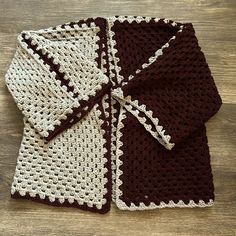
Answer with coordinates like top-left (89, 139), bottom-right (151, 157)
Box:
top-left (4, 16), bottom-right (222, 213)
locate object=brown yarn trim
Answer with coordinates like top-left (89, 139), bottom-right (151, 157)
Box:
top-left (46, 18), bottom-right (112, 141)
top-left (97, 98), bottom-right (112, 213)
top-left (45, 82), bottom-right (111, 141)
top-left (11, 99), bottom-right (112, 214)
top-left (22, 34), bottom-right (77, 97)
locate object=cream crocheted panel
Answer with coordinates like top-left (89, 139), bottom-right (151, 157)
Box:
top-left (6, 21), bottom-right (110, 210)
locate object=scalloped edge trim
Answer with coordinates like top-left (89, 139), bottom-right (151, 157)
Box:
top-left (106, 18), bottom-right (120, 201)
top-left (110, 98), bottom-right (119, 201)
top-left (115, 107), bottom-right (214, 210)
top-left (11, 190), bottom-right (108, 214)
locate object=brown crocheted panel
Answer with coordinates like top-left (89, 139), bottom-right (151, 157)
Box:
top-left (111, 18), bottom-right (220, 208)
top-left (111, 18), bottom-right (181, 83)
top-left (116, 108), bottom-right (214, 208)
top-left (111, 19), bottom-right (222, 147)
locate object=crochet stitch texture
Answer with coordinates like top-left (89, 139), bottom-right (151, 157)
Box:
top-left (4, 16), bottom-right (222, 213)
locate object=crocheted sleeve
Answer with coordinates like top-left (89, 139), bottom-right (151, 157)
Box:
top-left (4, 31), bottom-right (110, 141)
top-left (112, 23), bottom-right (222, 150)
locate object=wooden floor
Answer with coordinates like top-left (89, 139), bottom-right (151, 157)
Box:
top-left (0, 0), bottom-right (235, 235)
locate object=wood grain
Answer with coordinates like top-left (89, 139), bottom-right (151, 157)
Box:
top-left (0, 0), bottom-right (235, 235)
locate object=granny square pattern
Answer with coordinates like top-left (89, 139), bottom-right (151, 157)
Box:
top-left (4, 16), bottom-right (222, 213)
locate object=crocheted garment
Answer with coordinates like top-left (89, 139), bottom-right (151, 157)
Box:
top-left (4, 16), bottom-right (222, 213)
